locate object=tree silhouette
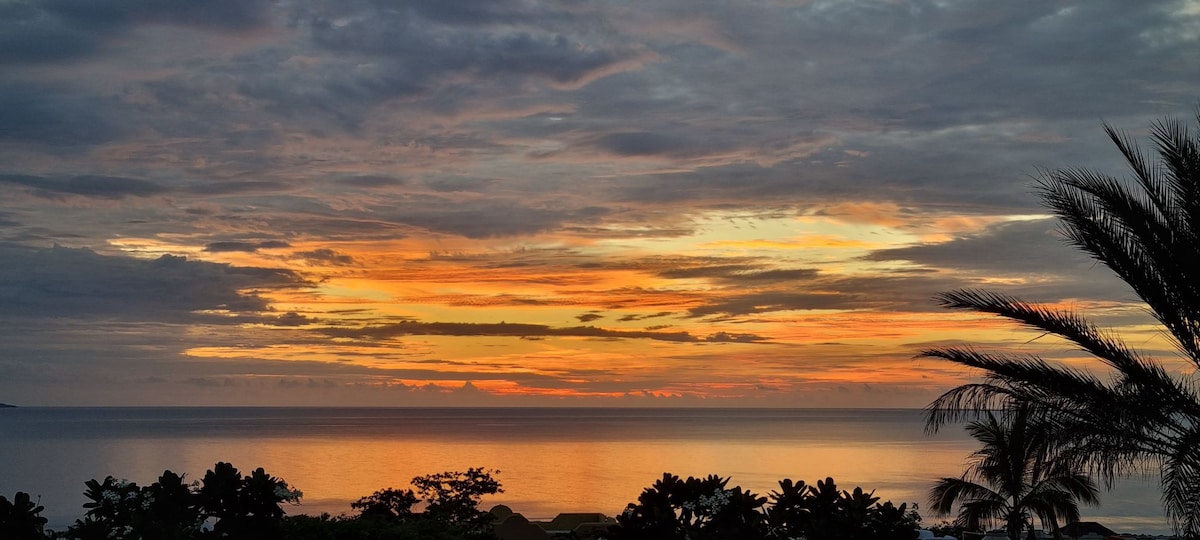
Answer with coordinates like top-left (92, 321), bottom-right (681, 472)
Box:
top-left (0, 492), bottom-right (47, 540)
top-left (929, 405), bottom-right (1098, 540)
top-left (923, 112), bottom-right (1200, 536)
top-left (68, 463), bottom-right (300, 540)
top-left (611, 473), bottom-right (917, 540)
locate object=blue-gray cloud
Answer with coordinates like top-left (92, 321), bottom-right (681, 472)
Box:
top-left (0, 174), bottom-right (167, 199)
top-left (0, 85), bottom-right (126, 146)
top-left (319, 320), bottom-right (765, 344)
top-left (0, 246), bottom-right (306, 322)
top-left (204, 240), bottom-right (292, 253)
top-left (0, 0), bottom-right (272, 66)
top-left (291, 248), bottom-right (356, 266)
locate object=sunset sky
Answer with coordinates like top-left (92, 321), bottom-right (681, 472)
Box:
top-left (1, 0), bottom-right (1197, 406)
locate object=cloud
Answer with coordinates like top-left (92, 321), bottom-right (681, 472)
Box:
top-left (594, 131), bottom-right (695, 157)
top-left (382, 202), bottom-right (610, 238)
top-left (306, 9), bottom-right (648, 89)
top-left (0, 85), bottom-right (126, 146)
top-left (0, 1), bottom-right (273, 66)
top-left (864, 218), bottom-right (1087, 274)
top-left (183, 181), bottom-right (294, 196)
top-left (338, 175), bottom-right (405, 188)
top-left (617, 312), bottom-right (674, 322)
top-left (0, 0), bottom-right (1196, 407)
top-left (264, 312), bottom-right (314, 327)
top-left (291, 248), bottom-right (356, 266)
top-left (0, 3), bottom-right (97, 65)
top-left (0, 174), bottom-right (167, 199)
top-left (659, 264), bottom-right (818, 284)
top-left (320, 320), bottom-right (766, 344)
top-left (0, 245), bottom-right (306, 322)
top-left (204, 240), bottom-right (292, 253)
top-left (44, 0), bottom-right (273, 33)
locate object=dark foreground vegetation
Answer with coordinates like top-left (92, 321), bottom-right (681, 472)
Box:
top-left (0, 462), bottom-right (921, 540)
top-left (923, 111), bottom-right (1200, 540)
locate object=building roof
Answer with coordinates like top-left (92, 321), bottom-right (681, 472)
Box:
top-left (542, 512), bottom-right (614, 532)
top-left (493, 513), bottom-right (551, 540)
top-left (1063, 522), bottom-right (1119, 538)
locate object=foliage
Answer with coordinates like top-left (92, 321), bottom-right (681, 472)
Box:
top-left (351, 467), bottom-right (502, 539)
top-left (61, 462), bottom-right (300, 540)
top-left (610, 473), bottom-right (767, 540)
top-left (350, 488), bottom-right (419, 521)
top-left (19, 464), bottom-right (923, 540)
top-left (0, 491), bottom-right (48, 540)
top-left (282, 512), bottom-right (482, 540)
top-left (926, 520), bottom-right (968, 539)
top-left (928, 405), bottom-right (1099, 540)
top-left (922, 112), bottom-right (1200, 536)
top-left (196, 463), bottom-right (302, 539)
top-left (412, 467), bottom-right (503, 528)
top-left (609, 473), bottom-right (918, 540)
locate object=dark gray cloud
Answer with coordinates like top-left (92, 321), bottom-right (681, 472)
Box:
top-left (424, 176), bottom-right (493, 193)
top-left (183, 181), bottom-right (294, 196)
top-left (617, 312), bottom-right (674, 322)
top-left (660, 265), bottom-right (818, 284)
top-left (593, 132), bottom-right (698, 157)
top-left (265, 312), bottom-right (315, 327)
top-left (306, 14), bottom-right (641, 88)
top-left (0, 3), bottom-right (96, 65)
top-left (0, 1), bottom-right (272, 68)
top-left (190, 1), bottom-right (649, 131)
top-left (291, 248), bottom-right (356, 266)
top-left (43, 0), bottom-right (272, 33)
top-left (0, 174), bottom-right (167, 199)
top-left (685, 256), bottom-right (1134, 319)
top-left (339, 175), bottom-right (405, 188)
top-left (381, 202), bottom-right (611, 239)
top-left (0, 246), bottom-right (306, 322)
top-left (864, 218), bottom-right (1092, 275)
top-left (320, 321), bottom-right (765, 344)
top-left (0, 85), bottom-right (126, 146)
top-left (204, 240), bottom-right (292, 253)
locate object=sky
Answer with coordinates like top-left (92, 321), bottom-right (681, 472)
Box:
top-left (1, 0), bottom-right (1198, 407)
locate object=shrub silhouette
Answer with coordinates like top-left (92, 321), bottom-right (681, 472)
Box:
top-left (63, 462), bottom-right (300, 540)
top-left (0, 492), bottom-right (48, 540)
top-left (610, 473), bottom-right (918, 540)
top-left (351, 487), bottom-right (420, 521)
top-left (351, 467), bottom-right (502, 539)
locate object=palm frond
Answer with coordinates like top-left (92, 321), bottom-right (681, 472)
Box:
top-left (929, 477), bottom-right (1003, 516)
top-left (924, 113), bottom-right (1200, 533)
top-left (935, 289), bottom-right (1181, 388)
top-left (1037, 168), bottom-right (1200, 364)
top-left (1103, 123), bottom-right (1175, 227)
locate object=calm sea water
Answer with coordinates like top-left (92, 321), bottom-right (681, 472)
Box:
top-left (0, 407), bottom-right (1172, 534)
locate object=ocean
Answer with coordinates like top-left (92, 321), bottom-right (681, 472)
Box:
top-left (0, 407), bottom-right (1173, 534)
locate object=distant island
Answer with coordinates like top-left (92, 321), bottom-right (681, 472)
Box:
top-left (0, 403), bottom-right (15, 408)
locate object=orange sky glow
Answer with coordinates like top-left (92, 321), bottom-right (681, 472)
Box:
top-left (1, 0), bottom-right (1195, 406)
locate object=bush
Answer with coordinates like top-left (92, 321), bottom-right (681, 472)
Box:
top-left (351, 468), bottom-right (502, 540)
top-left (609, 474), bottom-right (919, 540)
top-left (0, 492), bottom-right (48, 540)
top-left (62, 462), bottom-right (301, 540)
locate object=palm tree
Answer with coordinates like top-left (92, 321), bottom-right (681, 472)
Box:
top-left (923, 111), bottom-right (1200, 536)
top-left (929, 405), bottom-right (1099, 540)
